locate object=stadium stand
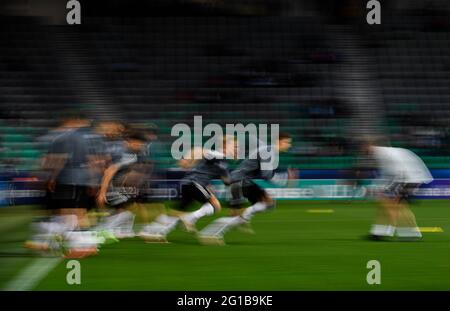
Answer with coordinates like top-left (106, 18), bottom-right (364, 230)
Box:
top-left (0, 12), bottom-right (449, 170)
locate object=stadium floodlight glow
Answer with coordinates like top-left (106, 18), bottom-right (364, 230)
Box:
top-left (171, 115), bottom-right (280, 170)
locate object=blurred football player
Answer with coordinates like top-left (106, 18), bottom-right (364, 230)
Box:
top-left (198, 132), bottom-right (293, 245)
top-left (96, 128), bottom-right (152, 239)
top-left (96, 120), bottom-right (127, 164)
top-left (138, 136), bottom-right (236, 242)
top-left (362, 140), bottom-right (433, 241)
top-left (25, 111), bottom-right (107, 258)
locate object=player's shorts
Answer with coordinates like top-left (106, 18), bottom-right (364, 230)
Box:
top-left (46, 184), bottom-right (95, 210)
top-left (176, 181), bottom-right (213, 210)
top-left (228, 181), bottom-right (248, 208)
top-left (241, 179), bottom-right (268, 204)
top-left (106, 186), bottom-right (139, 209)
top-left (107, 168), bottom-right (149, 207)
top-left (384, 182), bottom-right (420, 203)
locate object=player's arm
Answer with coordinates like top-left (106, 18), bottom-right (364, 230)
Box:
top-left (218, 162), bottom-right (232, 186)
top-left (41, 136), bottom-right (70, 191)
top-left (41, 153), bottom-right (68, 191)
top-left (97, 153), bottom-right (137, 207)
top-left (87, 136), bottom-right (110, 175)
top-left (97, 163), bottom-right (120, 207)
top-left (87, 154), bottom-right (109, 176)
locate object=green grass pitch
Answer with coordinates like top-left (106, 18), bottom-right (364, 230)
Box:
top-left (1, 200), bottom-right (450, 290)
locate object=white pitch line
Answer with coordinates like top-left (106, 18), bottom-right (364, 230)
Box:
top-left (3, 257), bottom-right (62, 291)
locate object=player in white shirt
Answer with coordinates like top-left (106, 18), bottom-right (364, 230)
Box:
top-left (364, 143), bottom-right (433, 241)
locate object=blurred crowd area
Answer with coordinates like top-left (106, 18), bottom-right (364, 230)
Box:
top-left (0, 0), bottom-right (449, 174)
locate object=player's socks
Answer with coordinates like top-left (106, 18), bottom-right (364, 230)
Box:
top-left (199, 202), bottom-right (270, 239)
top-left (198, 215), bottom-right (251, 239)
top-left (98, 211), bottom-right (135, 237)
top-left (113, 211), bottom-right (136, 238)
top-left (154, 214), bottom-right (179, 230)
top-left (182, 203), bottom-right (215, 225)
top-left (154, 214), bottom-right (177, 224)
top-left (26, 215), bottom-right (79, 251)
top-left (199, 217), bottom-right (236, 237)
top-left (138, 214), bottom-right (179, 238)
top-left (100, 211), bottom-right (131, 229)
top-left (51, 215), bottom-right (78, 232)
top-left (370, 224), bottom-right (395, 237)
top-left (241, 202), bottom-right (268, 221)
top-left (139, 223), bottom-right (170, 239)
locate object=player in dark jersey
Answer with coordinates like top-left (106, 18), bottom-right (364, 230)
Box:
top-left (128, 122), bottom-right (169, 226)
top-left (46, 121), bottom-right (105, 215)
top-left (198, 132), bottom-right (293, 245)
top-left (138, 136), bottom-right (236, 242)
top-left (95, 129), bottom-right (151, 240)
top-left (95, 120), bottom-right (127, 164)
top-left (25, 113), bottom-right (107, 257)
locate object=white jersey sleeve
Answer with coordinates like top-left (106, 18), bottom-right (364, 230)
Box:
top-left (372, 146), bottom-right (433, 184)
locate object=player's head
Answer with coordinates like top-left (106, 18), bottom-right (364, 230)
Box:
top-left (60, 109), bottom-right (90, 128)
top-left (96, 120), bottom-right (126, 139)
top-left (276, 132), bottom-right (292, 153)
top-left (129, 122), bottom-right (159, 141)
top-left (124, 129), bottom-right (148, 153)
top-left (359, 135), bottom-right (388, 155)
